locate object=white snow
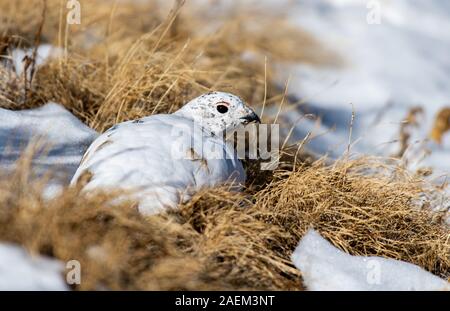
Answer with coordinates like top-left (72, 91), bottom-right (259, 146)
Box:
top-left (0, 102), bottom-right (97, 145)
top-left (287, 0), bottom-right (450, 109)
top-left (10, 44), bottom-right (62, 78)
top-left (279, 0), bottom-right (450, 180)
top-left (1, 42), bottom-right (96, 186)
top-left (0, 102), bottom-right (98, 188)
top-left (0, 243), bottom-right (68, 290)
top-left (292, 229), bottom-right (450, 291)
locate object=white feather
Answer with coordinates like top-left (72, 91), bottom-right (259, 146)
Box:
top-left (71, 92), bottom-right (257, 215)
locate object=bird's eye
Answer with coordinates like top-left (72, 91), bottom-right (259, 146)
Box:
top-left (216, 104), bottom-right (229, 114)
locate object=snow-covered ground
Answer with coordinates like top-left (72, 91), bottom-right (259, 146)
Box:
top-left (0, 103), bottom-right (98, 197)
top-left (293, 230), bottom-right (450, 291)
top-left (0, 43), bottom-right (96, 196)
top-left (9, 44), bottom-right (62, 78)
top-left (280, 0), bottom-right (450, 180)
top-left (0, 243), bottom-right (68, 290)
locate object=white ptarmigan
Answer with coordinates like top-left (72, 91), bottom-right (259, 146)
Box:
top-left (70, 91), bottom-right (260, 215)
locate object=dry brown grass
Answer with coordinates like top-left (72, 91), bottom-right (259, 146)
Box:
top-left (0, 151), bottom-right (301, 290)
top-left (256, 158), bottom-right (450, 280)
top-left (0, 0), bottom-right (448, 290)
top-left (430, 107), bottom-right (450, 145)
top-left (0, 150), bottom-right (448, 290)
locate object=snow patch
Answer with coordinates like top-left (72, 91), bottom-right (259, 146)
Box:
top-left (0, 102), bottom-right (98, 189)
top-left (10, 44), bottom-right (62, 77)
top-left (275, 0), bottom-right (450, 179)
top-left (292, 230), bottom-right (450, 291)
top-left (0, 243), bottom-right (68, 290)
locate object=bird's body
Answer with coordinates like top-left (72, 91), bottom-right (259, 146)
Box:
top-left (71, 92), bottom-right (260, 215)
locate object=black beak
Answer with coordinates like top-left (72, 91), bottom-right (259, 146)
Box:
top-left (241, 111), bottom-right (261, 124)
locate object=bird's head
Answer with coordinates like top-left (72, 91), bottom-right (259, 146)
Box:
top-left (175, 91), bottom-right (261, 136)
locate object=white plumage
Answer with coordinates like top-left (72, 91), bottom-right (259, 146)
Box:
top-left (71, 91), bottom-right (260, 215)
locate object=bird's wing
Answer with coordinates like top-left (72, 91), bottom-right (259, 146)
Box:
top-left (70, 114), bottom-right (245, 212)
top-left (71, 115), bottom-right (193, 188)
top-left (189, 135), bottom-right (246, 189)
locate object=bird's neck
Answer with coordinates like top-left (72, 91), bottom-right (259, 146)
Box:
top-left (173, 108), bottom-right (218, 137)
